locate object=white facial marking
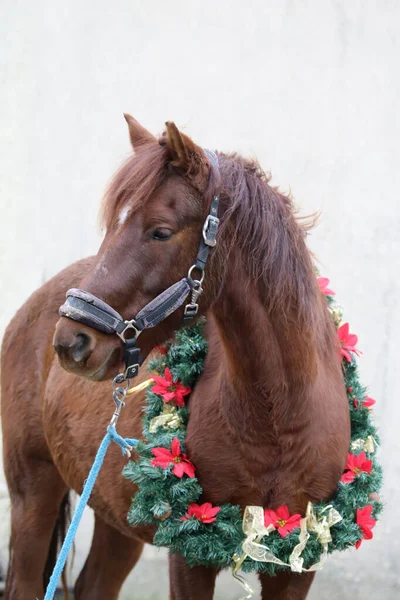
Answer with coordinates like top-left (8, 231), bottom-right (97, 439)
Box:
top-left (118, 205), bottom-right (131, 228)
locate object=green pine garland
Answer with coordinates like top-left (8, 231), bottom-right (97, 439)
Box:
top-left (124, 289), bottom-right (383, 576)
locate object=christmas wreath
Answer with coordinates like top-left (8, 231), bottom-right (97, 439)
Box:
top-left (124, 277), bottom-right (383, 578)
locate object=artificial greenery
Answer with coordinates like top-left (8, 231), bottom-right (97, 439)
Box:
top-left (124, 290), bottom-right (383, 575)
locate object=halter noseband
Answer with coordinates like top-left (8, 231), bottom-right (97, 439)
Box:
top-left (59, 150), bottom-right (220, 380)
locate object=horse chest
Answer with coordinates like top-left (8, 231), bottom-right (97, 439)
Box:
top-left (184, 401), bottom-right (283, 508)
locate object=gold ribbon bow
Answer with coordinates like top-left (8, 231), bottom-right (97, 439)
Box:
top-left (299, 503), bottom-right (342, 571)
top-left (149, 403), bottom-right (183, 433)
top-left (231, 503), bottom-right (342, 599)
top-left (351, 435), bottom-right (376, 454)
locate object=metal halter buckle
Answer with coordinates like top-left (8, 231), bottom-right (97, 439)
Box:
top-left (184, 303), bottom-right (199, 318)
top-left (202, 215), bottom-right (220, 247)
top-left (110, 374), bottom-right (130, 427)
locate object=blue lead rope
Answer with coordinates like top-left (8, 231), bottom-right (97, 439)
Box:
top-left (43, 425), bottom-right (138, 600)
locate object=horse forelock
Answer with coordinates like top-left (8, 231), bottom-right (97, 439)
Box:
top-left (99, 141), bottom-right (169, 231)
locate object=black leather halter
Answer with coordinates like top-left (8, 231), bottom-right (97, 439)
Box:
top-left (59, 150), bottom-right (220, 380)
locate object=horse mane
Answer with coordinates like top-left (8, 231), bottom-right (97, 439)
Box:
top-left (100, 143), bottom-right (319, 331)
top-left (215, 152), bottom-right (319, 328)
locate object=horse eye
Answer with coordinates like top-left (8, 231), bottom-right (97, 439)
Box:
top-left (150, 227), bottom-right (173, 241)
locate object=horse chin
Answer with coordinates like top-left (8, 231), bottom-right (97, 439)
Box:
top-left (86, 345), bottom-right (123, 381)
top-left (57, 343), bottom-right (123, 381)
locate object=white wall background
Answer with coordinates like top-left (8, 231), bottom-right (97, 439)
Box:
top-left (1, 1), bottom-right (399, 598)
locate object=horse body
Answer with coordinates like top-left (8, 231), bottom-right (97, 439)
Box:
top-left (1, 116), bottom-right (350, 599)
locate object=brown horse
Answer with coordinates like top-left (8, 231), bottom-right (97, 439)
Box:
top-left (1, 115), bottom-right (350, 600)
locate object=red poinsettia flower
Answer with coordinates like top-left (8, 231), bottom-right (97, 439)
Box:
top-left (341, 452), bottom-right (372, 483)
top-left (353, 396), bottom-right (376, 410)
top-left (263, 505), bottom-right (302, 538)
top-left (151, 437), bottom-right (196, 478)
top-left (337, 323), bottom-right (362, 363)
top-left (151, 367), bottom-right (191, 407)
top-left (153, 345), bottom-right (168, 355)
top-left (363, 396), bottom-right (376, 408)
top-left (355, 505), bottom-right (376, 549)
top-left (317, 277), bottom-right (335, 296)
top-left (180, 502), bottom-right (221, 523)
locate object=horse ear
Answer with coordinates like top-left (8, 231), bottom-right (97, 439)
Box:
top-left (123, 113), bottom-right (156, 149)
top-left (164, 121), bottom-right (209, 190)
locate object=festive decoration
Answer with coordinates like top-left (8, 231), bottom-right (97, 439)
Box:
top-left (151, 437), bottom-right (196, 478)
top-left (351, 436), bottom-right (376, 454)
top-left (317, 277), bottom-right (335, 296)
top-left (264, 506), bottom-right (302, 538)
top-left (340, 452), bottom-right (372, 483)
top-left (124, 279), bottom-right (383, 580)
top-left (355, 505), bottom-right (376, 549)
top-left (337, 323), bottom-right (362, 362)
top-left (149, 403), bottom-right (183, 433)
top-left (151, 367), bottom-right (191, 407)
top-left (181, 502), bottom-right (221, 523)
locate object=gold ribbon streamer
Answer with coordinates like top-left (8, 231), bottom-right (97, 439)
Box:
top-left (231, 503), bottom-right (342, 598)
top-left (126, 378), bottom-right (154, 395)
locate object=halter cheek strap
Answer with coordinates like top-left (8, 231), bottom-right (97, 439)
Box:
top-left (59, 149), bottom-right (220, 380)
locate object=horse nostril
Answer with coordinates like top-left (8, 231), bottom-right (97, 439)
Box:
top-left (70, 333), bottom-right (93, 363)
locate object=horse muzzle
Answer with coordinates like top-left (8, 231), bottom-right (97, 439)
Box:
top-left (53, 318), bottom-right (123, 380)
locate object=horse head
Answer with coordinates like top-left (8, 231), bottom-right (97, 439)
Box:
top-left (53, 116), bottom-right (220, 380)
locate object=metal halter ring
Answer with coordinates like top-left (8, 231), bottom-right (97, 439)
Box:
top-left (116, 320), bottom-right (142, 343)
top-left (188, 264), bottom-right (205, 284)
top-left (113, 373), bottom-right (131, 391)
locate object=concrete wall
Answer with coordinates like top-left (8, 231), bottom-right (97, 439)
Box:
top-left (1, 1), bottom-right (399, 598)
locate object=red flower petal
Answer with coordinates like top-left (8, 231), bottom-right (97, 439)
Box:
top-left (163, 367), bottom-right (173, 383)
top-left (171, 437), bottom-right (181, 457)
top-left (151, 448), bottom-right (174, 469)
top-left (338, 323), bottom-right (349, 340)
top-left (154, 345), bottom-right (168, 355)
top-left (355, 451), bottom-right (367, 465)
top-left (151, 447), bottom-right (173, 462)
top-left (361, 459), bottom-right (373, 474)
top-left (173, 392), bottom-right (186, 407)
top-left (151, 382), bottom-right (169, 395)
top-left (182, 461), bottom-right (196, 478)
top-left (163, 391), bottom-right (176, 403)
top-left (345, 453), bottom-right (356, 471)
top-left (176, 383), bottom-right (192, 396)
top-left (356, 505), bottom-right (376, 540)
top-left (317, 277), bottom-right (335, 296)
top-left (182, 502), bottom-right (220, 523)
top-left (286, 514), bottom-right (302, 526)
top-left (361, 526), bottom-right (374, 540)
top-left (264, 509), bottom-right (278, 528)
top-left (341, 470), bottom-right (356, 484)
top-left (363, 397), bottom-right (376, 408)
top-left (172, 462), bottom-right (185, 478)
top-left (276, 505), bottom-right (291, 521)
top-left (340, 348), bottom-right (352, 363)
top-left (355, 539), bottom-right (362, 550)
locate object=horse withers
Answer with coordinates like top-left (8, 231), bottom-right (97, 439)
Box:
top-left (1, 115), bottom-right (350, 599)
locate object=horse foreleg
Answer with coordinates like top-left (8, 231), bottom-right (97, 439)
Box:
top-left (4, 457), bottom-right (68, 600)
top-left (74, 514), bottom-right (144, 600)
top-left (169, 554), bottom-right (218, 600)
top-left (259, 571), bottom-right (316, 599)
